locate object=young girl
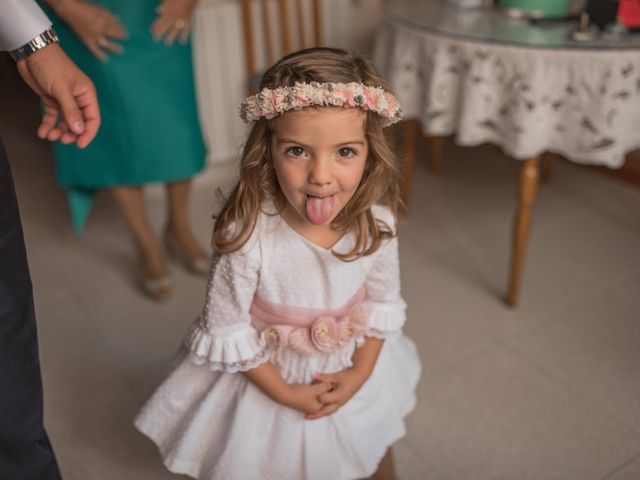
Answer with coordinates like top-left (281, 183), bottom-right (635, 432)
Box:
top-left (135, 47), bottom-right (421, 480)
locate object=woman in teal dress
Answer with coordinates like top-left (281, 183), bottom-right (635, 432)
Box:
top-left (42, 0), bottom-right (208, 300)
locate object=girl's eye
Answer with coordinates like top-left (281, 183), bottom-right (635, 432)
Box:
top-left (285, 146), bottom-right (305, 157)
top-left (338, 147), bottom-right (357, 158)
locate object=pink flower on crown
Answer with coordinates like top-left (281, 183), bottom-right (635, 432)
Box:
top-left (365, 88), bottom-right (383, 111)
top-left (308, 82), bottom-right (326, 105)
top-left (338, 85), bottom-right (354, 107)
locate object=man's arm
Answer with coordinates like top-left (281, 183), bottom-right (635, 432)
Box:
top-left (1, 0), bottom-right (100, 148)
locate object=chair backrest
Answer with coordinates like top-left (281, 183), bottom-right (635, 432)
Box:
top-left (240, 0), bottom-right (323, 90)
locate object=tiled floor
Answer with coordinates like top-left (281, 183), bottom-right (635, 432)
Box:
top-left (2, 58), bottom-right (640, 480)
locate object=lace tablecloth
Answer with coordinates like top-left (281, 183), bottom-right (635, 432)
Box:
top-left (374, 19), bottom-right (640, 168)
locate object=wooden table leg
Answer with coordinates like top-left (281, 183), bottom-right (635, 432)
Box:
top-left (400, 120), bottom-right (419, 211)
top-left (427, 136), bottom-right (444, 174)
top-left (541, 152), bottom-right (558, 183)
top-left (506, 156), bottom-right (540, 307)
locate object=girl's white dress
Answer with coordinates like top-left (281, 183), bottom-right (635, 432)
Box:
top-left (134, 205), bottom-right (421, 480)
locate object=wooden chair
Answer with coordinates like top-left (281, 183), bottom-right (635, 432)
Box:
top-left (240, 0), bottom-right (323, 92)
top-left (397, 120), bottom-right (445, 210)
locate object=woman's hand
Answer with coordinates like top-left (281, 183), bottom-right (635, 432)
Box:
top-left (53, 0), bottom-right (127, 62)
top-left (151, 0), bottom-right (198, 46)
top-left (304, 368), bottom-right (370, 420)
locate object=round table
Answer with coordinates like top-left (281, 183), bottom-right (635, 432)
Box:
top-left (373, 0), bottom-right (640, 306)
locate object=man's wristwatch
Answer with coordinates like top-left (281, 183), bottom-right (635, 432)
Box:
top-left (9, 27), bottom-right (60, 61)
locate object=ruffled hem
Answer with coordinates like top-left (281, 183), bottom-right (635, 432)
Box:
top-left (365, 303), bottom-right (406, 337)
top-left (365, 328), bottom-right (400, 340)
top-left (185, 322), bottom-right (269, 372)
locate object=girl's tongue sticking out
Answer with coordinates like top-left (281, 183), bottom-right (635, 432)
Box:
top-left (305, 195), bottom-right (335, 225)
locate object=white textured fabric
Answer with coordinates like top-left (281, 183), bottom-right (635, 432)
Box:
top-left (135, 204), bottom-right (421, 480)
top-left (0, 0), bottom-right (52, 51)
top-left (374, 19), bottom-right (640, 168)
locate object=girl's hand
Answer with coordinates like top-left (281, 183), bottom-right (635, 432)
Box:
top-left (280, 382), bottom-right (334, 416)
top-left (53, 0), bottom-right (127, 62)
top-left (305, 368), bottom-right (370, 420)
top-left (151, 0), bottom-right (198, 46)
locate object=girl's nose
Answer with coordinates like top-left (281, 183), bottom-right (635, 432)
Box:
top-left (308, 158), bottom-right (333, 186)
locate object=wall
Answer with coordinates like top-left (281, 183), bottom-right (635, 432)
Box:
top-left (192, 0), bottom-right (384, 164)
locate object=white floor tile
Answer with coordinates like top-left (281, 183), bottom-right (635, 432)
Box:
top-left (404, 346), bottom-right (640, 480)
top-left (603, 453), bottom-right (640, 480)
top-left (506, 285), bottom-right (640, 434)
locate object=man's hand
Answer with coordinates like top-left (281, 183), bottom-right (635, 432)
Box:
top-left (16, 43), bottom-right (100, 149)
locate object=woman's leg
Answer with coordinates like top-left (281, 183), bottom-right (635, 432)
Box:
top-left (165, 179), bottom-right (208, 270)
top-left (110, 186), bottom-right (170, 293)
top-left (372, 448), bottom-right (395, 480)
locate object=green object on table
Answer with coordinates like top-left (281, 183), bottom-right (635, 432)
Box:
top-left (498, 0), bottom-right (570, 17)
top-left (41, 0), bottom-right (206, 233)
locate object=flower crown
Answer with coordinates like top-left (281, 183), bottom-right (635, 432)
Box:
top-left (239, 81), bottom-right (402, 127)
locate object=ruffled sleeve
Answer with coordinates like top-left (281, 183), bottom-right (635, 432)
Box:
top-left (362, 208), bottom-right (406, 338)
top-left (185, 242), bottom-right (268, 372)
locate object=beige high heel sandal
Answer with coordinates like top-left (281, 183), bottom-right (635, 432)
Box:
top-left (139, 254), bottom-right (172, 301)
top-left (164, 230), bottom-right (209, 276)
top-left (141, 273), bottom-right (173, 302)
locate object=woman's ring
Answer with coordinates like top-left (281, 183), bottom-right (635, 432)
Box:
top-left (97, 36), bottom-right (108, 47)
top-left (175, 19), bottom-right (186, 29)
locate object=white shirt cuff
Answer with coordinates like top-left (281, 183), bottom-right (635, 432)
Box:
top-left (0, 0), bottom-right (52, 52)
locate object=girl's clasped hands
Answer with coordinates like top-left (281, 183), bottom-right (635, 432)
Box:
top-left (290, 367), bottom-right (371, 420)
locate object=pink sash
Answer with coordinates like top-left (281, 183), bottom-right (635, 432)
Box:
top-left (250, 287), bottom-right (367, 355)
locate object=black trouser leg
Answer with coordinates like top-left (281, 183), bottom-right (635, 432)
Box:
top-left (0, 138), bottom-right (62, 480)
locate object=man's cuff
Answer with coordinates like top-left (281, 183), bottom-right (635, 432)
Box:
top-left (0, 0), bottom-right (52, 51)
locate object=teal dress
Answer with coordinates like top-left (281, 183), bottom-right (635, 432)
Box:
top-left (43, 1), bottom-right (206, 233)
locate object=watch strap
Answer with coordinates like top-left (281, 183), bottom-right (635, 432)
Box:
top-left (10, 28), bottom-right (60, 61)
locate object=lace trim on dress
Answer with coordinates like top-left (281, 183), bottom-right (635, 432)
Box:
top-left (188, 348), bottom-right (271, 373)
top-left (185, 322), bottom-right (269, 372)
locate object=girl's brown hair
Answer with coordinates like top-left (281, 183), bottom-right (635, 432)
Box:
top-left (212, 47), bottom-right (402, 260)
